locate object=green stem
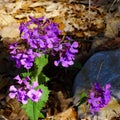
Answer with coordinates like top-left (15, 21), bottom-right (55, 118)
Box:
top-left (33, 102), bottom-right (36, 120)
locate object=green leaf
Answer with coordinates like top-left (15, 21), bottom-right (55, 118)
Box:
top-left (22, 100), bottom-right (35, 120)
top-left (22, 85), bottom-right (50, 120)
top-left (31, 55), bottom-right (48, 81)
top-left (38, 72), bottom-right (49, 84)
top-left (77, 92), bottom-right (87, 107)
top-left (21, 71), bottom-right (31, 78)
top-left (38, 84), bottom-right (50, 109)
top-left (35, 55), bottom-right (48, 74)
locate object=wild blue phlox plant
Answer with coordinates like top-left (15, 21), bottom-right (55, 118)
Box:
top-left (9, 16), bottom-right (78, 120)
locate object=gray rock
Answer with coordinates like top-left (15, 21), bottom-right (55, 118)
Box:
top-left (73, 49), bottom-right (120, 120)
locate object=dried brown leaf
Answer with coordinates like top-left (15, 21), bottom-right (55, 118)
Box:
top-left (0, 1), bottom-right (106, 38)
top-left (2, 98), bottom-right (28, 120)
top-left (52, 17), bottom-right (65, 30)
top-left (94, 37), bottom-right (120, 52)
top-left (105, 13), bottom-right (120, 38)
top-left (0, 13), bottom-right (15, 27)
top-left (29, 1), bottom-right (50, 8)
top-left (5, 1), bottom-right (23, 14)
top-left (0, 23), bottom-right (20, 38)
top-left (46, 3), bottom-right (60, 12)
top-left (57, 91), bottom-right (73, 111)
top-left (45, 107), bottom-right (78, 120)
top-left (33, 7), bottom-right (45, 13)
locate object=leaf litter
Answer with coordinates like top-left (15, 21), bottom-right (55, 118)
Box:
top-left (0, 0), bottom-right (120, 120)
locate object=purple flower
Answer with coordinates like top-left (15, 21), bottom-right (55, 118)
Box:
top-left (69, 42), bottom-right (78, 53)
top-left (26, 81), bottom-right (39, 89)
top-left (28, 16), bottom-right (44, 24)
top-left (27, 89), bottom-right (42, 102)
top-left (9, 75), bottom-right (42, 104)
top-left (88, 83), bottom-right (111, 115)
top-left (9, 85), bottom-right (17, 98)
top-left (103, 84), bottom-right (111, 105)
top-left (17, 89), bottom-right (28, 104)
top-left (54, 41), bottom-right (78, 67)
top-left (19, 16), bottom-right (61, 52)
top-left (10, 16), bottom-right (79, 68)
top-left (9, 43), bottom-right (40, 69)
top-left (9, 85), bottom-right (28, 104)
top-left (14, 75), bottom-right (23, 84)
top-left (31, 81), bottom-right (39, 88)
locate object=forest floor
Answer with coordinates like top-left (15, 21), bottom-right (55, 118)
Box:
top-left (0, 0), bottom-right (120, 120)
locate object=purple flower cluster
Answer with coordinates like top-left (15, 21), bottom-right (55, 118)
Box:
top-left (54, 41), bottom-right (78, 67)
top-left (9, 16), bottom-right (78, 69)
top-left (19, 16), bottom-right (61, 51)
top-left (9, 75), bottom-right (42, 104)
top-left (88, 83), bottom-right (111, 115)
top-left (9, 43), bottom-right (40, 69)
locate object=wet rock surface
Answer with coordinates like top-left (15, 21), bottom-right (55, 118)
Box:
top-left (73, 49), bottom-right (120, 120)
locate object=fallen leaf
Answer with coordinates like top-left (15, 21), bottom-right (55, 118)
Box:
top-left (2, 98), bottom-right (28, 120)
top-left (0, 13), bottom-right (16, 26)
top-left (44, 107), bottom-right (78, 120)
top-left (46, 3), bottom-right (60, 12)
top-left (4, 1), bottom-right (23, 14)
top-left (57, 91), bottom-right (73, 111)
top-left (29, 1), bottom-right (50, 8)
top-left (105, 13), bottom-right (120, 38)
top-left (0, 23), bottom-right (20, 38)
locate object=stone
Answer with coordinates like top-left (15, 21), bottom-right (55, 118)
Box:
top-left (73, 49), bottom-right (120, 120)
